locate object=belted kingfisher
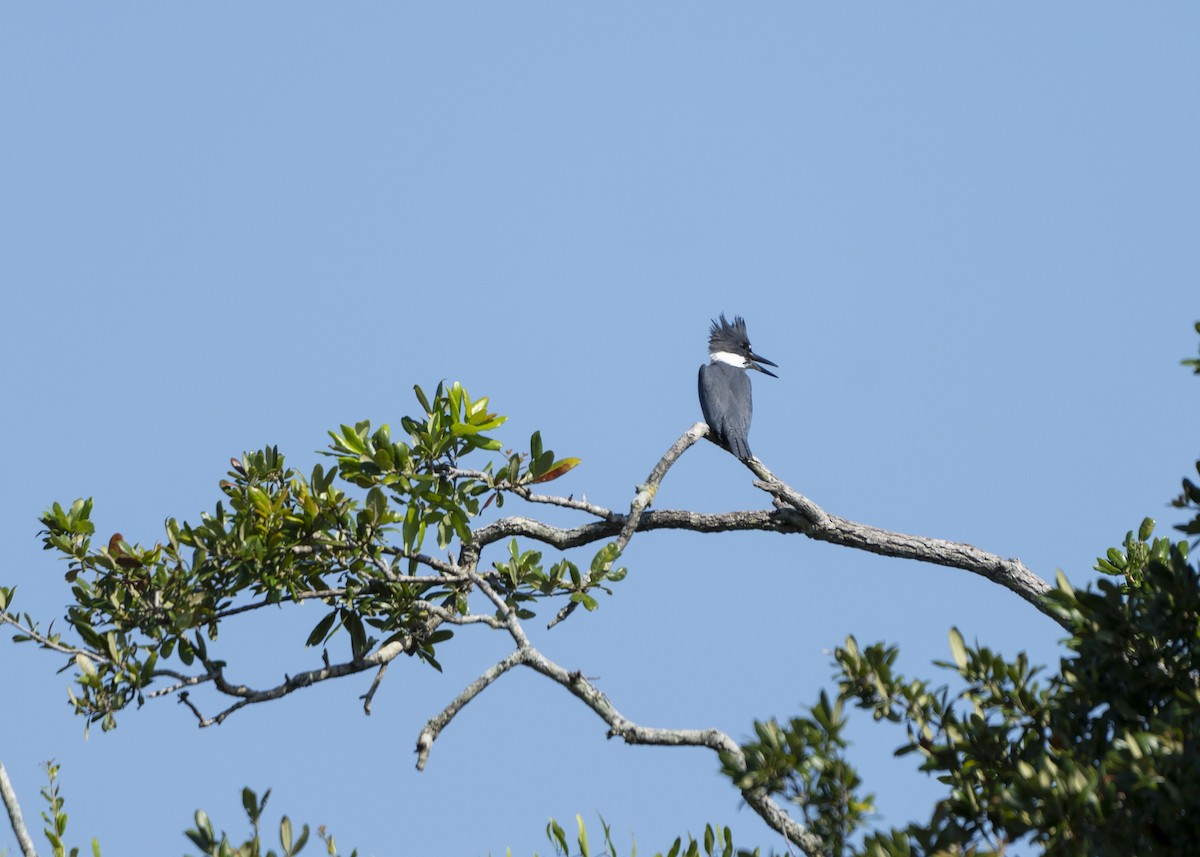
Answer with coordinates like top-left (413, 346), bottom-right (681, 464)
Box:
top-left (698, 314), bottom-right (777, 461)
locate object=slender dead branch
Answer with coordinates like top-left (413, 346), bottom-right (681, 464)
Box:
top-left (614, 422), bottom-right (709, 550)
top-left (147, 667), bottom-right (219, 699)
top-left (517, 646), bottom-right (826, 855)
top-left (413, 622), bottom-right (826, 854)
top-left (0, 759), bottom-right (38, 857)
top-left (361, 663), bottom-right (388, 716)
top-left (547, 423), bottom-right (708, 628)
top-left (510, 489), bottom-right (613, 518)
top-left (414, 649), bottom-right (526, 771)
top-left (416, 561), bottom-right (825, 850)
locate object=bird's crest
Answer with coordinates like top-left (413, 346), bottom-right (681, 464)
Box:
top-left (707, 313), bottom-right (751, 353)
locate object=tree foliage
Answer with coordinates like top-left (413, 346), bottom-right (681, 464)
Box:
top-left (8, 381), bottom-right (589, 731)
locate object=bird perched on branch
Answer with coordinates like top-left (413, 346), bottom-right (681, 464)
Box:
top-left (698, 314), bottom-right (777, 461)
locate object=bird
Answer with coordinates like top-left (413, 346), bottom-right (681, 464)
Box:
top-left (698, 314), bottom-right (778, 461)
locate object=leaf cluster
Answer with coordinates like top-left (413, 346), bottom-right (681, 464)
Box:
top-left (800, 520), bottom-right (1200, 857)
top-left (38, 760), bottom-right (101, 857)
top-left (186, 788), bottom-right (356, 857)
top-left (11, 382), bottom-right (593, 730)
top-left (541, 814), bottom-right (758, 857)
top-left (725, 692), bottom-right (871, 856)
top-left (490, 538), bottom-right (626, 619)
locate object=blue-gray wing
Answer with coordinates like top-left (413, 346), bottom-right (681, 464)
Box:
top-left (698, 363), bottom-right (753, 460)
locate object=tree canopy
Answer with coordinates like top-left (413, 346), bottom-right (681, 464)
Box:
top-left (4, 326), bottom-right (1200, 856)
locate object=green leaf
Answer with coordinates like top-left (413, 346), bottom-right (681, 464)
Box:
top-left (345, 611), bottom-right (367, 659)
top-left (1138, 517), bottom-right (1156, 541)
top-left (532, 450), bottom-right (554, 477)
top-left (450, 422), bottom-right (485, 437)
top-left (195, 809), bottom-right (214, 839)
top-left (590, 542), bottom-right (619, 575)
top-left (403, 504), bottom-right (420, 553)
top-left (242, 787), bottom-right (259, 821)
top-left (337, 425), bottom-right (367, 454)
top-left (570, 592), bottom-right (599, 611)
top-left (292, 824), bottom-right (310, 855)
top-left (948, 627), bottom-right (968, 671)
top-left (306, 610), bottom-right (339, 647)
top-left (531, 458), bottom-right (581, 484)
top-left (576, 814), bottom-right (590, 857)
top-left (548, 819), bottom-right (568, 854)
top-left (366, 487), bottom-right (387, 523)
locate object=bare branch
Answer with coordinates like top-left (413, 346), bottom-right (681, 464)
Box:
top-left (361, 663), bottom-right (388, 716)
top-left (510, 489), bottom-right (613, 518)
top-left (378, 549), bottom-right (464, 576)
top-left (517, 647), bottom-right (825, 854)
top-left (414, 626), bottom-right (825, 855)
top-left (614, 422), bottom-right (708, 550)
top-left (473, 424), bottom-right (1056, 623)
top-left (465, 567), bottom-right (533, 651)
top-left (477, 509), bottom-right (791, 550)
top-left (414, 649), bottom-right (526, 771)
top-left (0, 759), bottom-right (37, 857)
top-left (547, 423), bottom-right (709, 628)
top-left (176, 689), bottom-right (219, 725)
top-left (744, 458), bottom-right (1059, 623)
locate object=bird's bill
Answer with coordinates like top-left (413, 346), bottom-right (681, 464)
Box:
top-left (748, 352), bottom-right (778, 378)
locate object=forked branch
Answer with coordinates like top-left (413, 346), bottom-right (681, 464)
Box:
top-left (415, 564), bottom-right (828, 856)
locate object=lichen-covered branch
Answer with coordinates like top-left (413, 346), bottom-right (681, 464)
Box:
top-left (744, 456), bottom-right (1058, 623)
top-left (0, 758), bottom-right (37, 857)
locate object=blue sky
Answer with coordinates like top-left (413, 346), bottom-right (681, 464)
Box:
top-left (2, 4), bottom-right (1198, 855)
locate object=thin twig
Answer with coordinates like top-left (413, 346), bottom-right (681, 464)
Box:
top-left (146, 668), bottom-right (219, 698)
top-left (440, 465), bottom-right (613, 518)
top-left (511, 489), bottom-right (613, 518)
top-left (0, 613), bottom-right (100, 661)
